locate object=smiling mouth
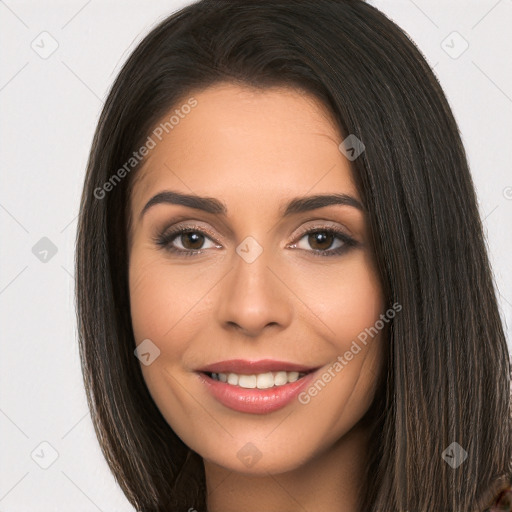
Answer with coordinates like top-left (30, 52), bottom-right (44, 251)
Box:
top-left (202, 369), bottom-right (314, 389)
top-left (198, 366), bottom-right (320, 414)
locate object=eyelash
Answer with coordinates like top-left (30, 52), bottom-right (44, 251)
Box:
top-left (153, 223), bottom-right (358, 258)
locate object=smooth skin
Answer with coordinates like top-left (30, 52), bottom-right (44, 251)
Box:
top-left (128, 83), bottom-right (386, 512)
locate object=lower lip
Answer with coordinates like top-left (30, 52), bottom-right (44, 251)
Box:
top-left (198, 371), bottom-right (318, 414)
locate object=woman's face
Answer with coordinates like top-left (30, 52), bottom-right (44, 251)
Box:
top-left (128, 83), bottom-right (385, 475)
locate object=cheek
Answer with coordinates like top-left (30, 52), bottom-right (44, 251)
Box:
top-left (296, 251), bottom-right (385, 348)
top-left (335, 262), bottom-right (383, 342)
top-left (128, 249), bottom-right (216, 346)
top-left (294, 252), bottom-right (386, 405)
top-left (129, 258), bottom-right (167, 343)
top-left (128, 252), bottom-right (209, 421)
top-left (292, 256), bottom-right (386, 435)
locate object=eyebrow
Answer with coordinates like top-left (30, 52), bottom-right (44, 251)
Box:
top-left (139, 190), bottom-right (364, 221)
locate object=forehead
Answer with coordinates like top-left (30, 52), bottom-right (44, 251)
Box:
top-left (130, 83), bottom-right (359, 215)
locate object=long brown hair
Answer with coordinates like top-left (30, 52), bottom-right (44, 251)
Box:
top-left (75, 1), bottom-right (512, 510)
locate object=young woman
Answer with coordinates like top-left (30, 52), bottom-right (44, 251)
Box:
top-left (75, 1), bottom-right (512, 510)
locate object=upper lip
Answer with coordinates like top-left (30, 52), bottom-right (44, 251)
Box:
top-left (197, 359), bottom-right (320, 374)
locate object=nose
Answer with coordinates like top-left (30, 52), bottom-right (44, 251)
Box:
top-left (215, 246), bottom-right (293, 338)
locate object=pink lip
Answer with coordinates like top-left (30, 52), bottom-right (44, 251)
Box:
top-left (196, 363), bottom-right (321, 414)
top-left (197, 358), bottom-right (318, 374)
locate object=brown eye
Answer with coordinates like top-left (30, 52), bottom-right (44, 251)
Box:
top-left (154, 226), bottom-right (220, 256)
top-left (307, 231), bottom-right (336, 251)
top-left (179, 231), bottom-right (205, 250)
top-left (291, 227), bottom-right (358, 257)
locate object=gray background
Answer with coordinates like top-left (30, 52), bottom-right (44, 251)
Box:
top-left (1, 0), bottom-right (511, 510)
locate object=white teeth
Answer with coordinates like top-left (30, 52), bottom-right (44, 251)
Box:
top-left (227, 373), bottom-right (238, 385)
top-left (210, 370), bottom-right (307, 388)
top-left (287, 371), bottom-right (299, 382)
top-left (274, 371), bottom-right (288, 386)
top-left (256, 372), bottom-right (274, 389)
top-left (238, 375), bottom-right (257, 388)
